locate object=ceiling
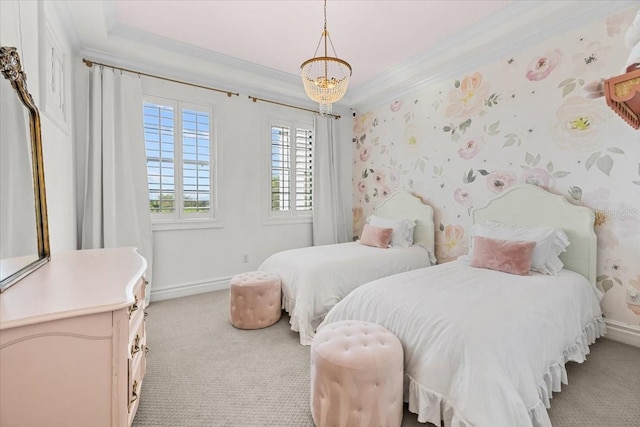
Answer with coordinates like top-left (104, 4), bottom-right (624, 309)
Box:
top-left (111, 0), bottom-right (512, 90)
top-left (61, 0), bottom-right (635, 109)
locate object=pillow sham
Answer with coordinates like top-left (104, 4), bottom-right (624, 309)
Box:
top-left (359, 224), bottom-right (393, 248)
top-left (471, 236), bottom-right (536, 276)
top-left (366, 215), bottom-right (416, 247)
top-left (468, 220), bottom-right (570, 275)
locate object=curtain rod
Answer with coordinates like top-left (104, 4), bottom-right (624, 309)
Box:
top-left (82, 58), bottom-right (240, 98)
top-left (248, 95), bottom-right (341, 119)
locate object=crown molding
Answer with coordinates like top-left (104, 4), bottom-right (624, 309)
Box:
top-left (59, 0), bottom-right (635, 115)
top-left (78, 46), bottom-right (351, 119)
top-left (74, 0), bottom-right (351, 114)
top-left (108, 22), bottom-right (303, 91)
top-left (348, 0), bottom-right (638, 110)
top-left (43, 0), bottom-right (82, 52)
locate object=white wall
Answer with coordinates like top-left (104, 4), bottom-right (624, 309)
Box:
top-left (143, 77), bottom-right (352, 300)
top-left (70, 60), bottom-right (352, 301)
top-left (0, 0), bottom-right (77, 254)
top-left (3, 0), bottom-right (351, 301)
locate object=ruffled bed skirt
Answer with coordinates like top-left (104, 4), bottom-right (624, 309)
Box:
top-left (404, 316), bottom-right (607, 427)
top-left (282, 294), bottom-right (315, 345)
top-left (282, 293), bottom-right (295, 315)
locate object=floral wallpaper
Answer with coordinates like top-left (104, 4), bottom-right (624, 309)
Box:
top-left (352, 8), bottom-right (640, 326)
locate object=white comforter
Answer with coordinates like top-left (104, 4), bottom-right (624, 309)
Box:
top-left (319, 260), bottom-right (605, 427)
top-left (258, 242), bottom-right (432, 345)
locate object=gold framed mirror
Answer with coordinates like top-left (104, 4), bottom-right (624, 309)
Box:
top-left (0, 46), bottom-right (50, 292)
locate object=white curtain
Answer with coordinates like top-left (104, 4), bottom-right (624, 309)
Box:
top-left (312, 115), bottom-right (349, 246)
top-left (76, 66), bottom-right (154, 303)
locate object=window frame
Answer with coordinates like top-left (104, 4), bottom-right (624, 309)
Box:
top-left (264, 116), bottom-right (314, 225)
top-left (143, 94), bottom-right (221, 231)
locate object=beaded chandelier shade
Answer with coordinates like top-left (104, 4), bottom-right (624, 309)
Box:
top-left (300, 0), bottom-right (352, 114)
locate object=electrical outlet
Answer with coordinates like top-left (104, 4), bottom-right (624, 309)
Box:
top-left (242, 254), bottom-right (249, 263)
top-left (627, 289), bottom-right (640, 306)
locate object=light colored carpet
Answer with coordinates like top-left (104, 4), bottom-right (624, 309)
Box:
top-left (133, 289), bottom-right (640, 427)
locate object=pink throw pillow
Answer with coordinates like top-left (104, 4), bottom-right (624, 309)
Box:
top-left (359, 224), bottom-right (393, 249)
top-left (471, 236), bottom-right (536, 275)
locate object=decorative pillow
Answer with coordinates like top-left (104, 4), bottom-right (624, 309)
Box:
top-left (471, 236), bottom-right (536, 276)
top-left (366, 215), bottom-right (416, 247)
top-left (359, 224), bottom-right (393, 248)
top-left (468, 221), bottom-right (570, 275)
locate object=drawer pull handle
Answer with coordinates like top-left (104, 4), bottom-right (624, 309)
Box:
top-left (144, 311), bottom-right (149, 317)
top-left (131, 335), bottom-right (141, 356)
top-left (128, 296), bottom-right (139, 318)
top-left (144, 345), bottom-right (150, 354)
top-left (128, 380), bottom-right (139, 412)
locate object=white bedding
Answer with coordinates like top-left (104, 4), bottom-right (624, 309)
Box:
top-left (319, 260), bottom-right (605, 427)
top-left (258, 242), bottom-right (432, 345)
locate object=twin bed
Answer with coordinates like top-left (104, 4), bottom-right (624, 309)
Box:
top-left (258, 190), bottom-right (436, 345)
top-left (319, 184), bottom-right (604, 427)
top-left (257, 184), bottom-right (604, 426)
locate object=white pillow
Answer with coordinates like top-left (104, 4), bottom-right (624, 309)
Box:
top-left (366, 215), bottom-right (416, 248)
top-left (468, 220), bottom-right (570, 275)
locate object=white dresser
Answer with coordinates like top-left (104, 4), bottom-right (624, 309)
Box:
top-left (0, 247), bottom-right (148, 427)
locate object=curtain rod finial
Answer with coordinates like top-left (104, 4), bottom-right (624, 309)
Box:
top-left (82, 59), bottom-right (93, 68)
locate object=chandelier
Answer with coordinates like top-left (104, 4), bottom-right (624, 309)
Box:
top-left (300, 0), bottom-right (352, 114)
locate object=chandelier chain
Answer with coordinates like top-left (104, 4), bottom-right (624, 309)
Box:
top-left (324, 0), bottom-right (327, 32)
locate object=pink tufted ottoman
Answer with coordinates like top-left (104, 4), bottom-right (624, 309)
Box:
top-left (310, 320), bottom-right (404, 427)
top-left (229, 271), bottom-right (282, 329)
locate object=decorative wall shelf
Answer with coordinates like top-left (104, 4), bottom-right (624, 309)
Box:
top-left (604, 67), bottom-right (640, 130)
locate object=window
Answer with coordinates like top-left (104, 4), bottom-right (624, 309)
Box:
top-left (270, 121), bottom-right (313, 218)
top-left (143, 98), bottom-right (216, 225)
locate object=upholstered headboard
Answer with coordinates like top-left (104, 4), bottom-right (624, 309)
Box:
top-left (472, 184), bottom-right (597, 286)
top-left (373, 191), bottom-right (435, 260)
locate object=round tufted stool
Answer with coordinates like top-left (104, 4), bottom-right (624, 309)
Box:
top-left (310, 320), bottom-right (404, 427)
top-left (229, 271), bottom-right (282, 329)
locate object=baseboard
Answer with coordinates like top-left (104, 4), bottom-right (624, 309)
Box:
top-left (603, 319), bottom-right (640, 348)
top-left (150, 276), bottom-right (232, 302)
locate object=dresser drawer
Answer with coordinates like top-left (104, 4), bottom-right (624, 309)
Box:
top-left (128, 313), bottom-right (146, 361)
top-left (125, 276), bottom-right (147, 426)
top-left (128, 277), bottom-right (146, 321)
top-left (127, 356), bottom-right (145, 425)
